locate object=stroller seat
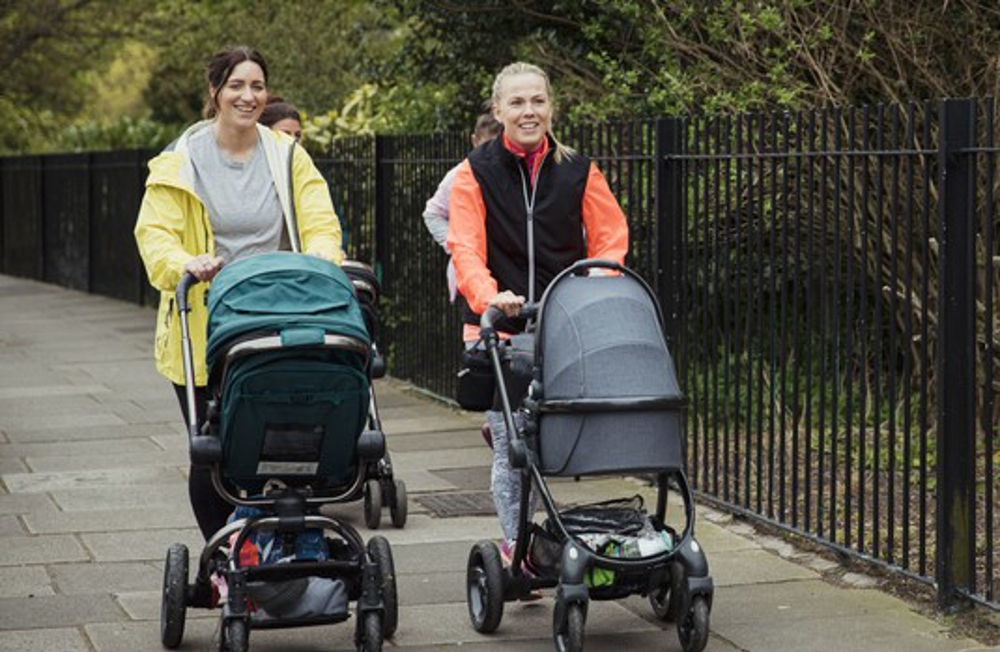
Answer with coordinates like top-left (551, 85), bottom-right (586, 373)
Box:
top-left (204, 252), bottom-right (373, 496)
top-left (532, 268), bottom-right (685, 477)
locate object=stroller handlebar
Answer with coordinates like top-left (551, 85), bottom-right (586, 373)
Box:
top-left (479, 306), bottom-right (505, 333)
top-left (479, 303), bottom-right (538, 337)
top-left (176, 272), bottom-right (200, 313)
top-left (568, 258), bottom-right (624, 275)
top-left (174, 272), bottom-right (223, 464)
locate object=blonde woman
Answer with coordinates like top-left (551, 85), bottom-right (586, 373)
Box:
top-left (448, 62), bottom-right (629, 571)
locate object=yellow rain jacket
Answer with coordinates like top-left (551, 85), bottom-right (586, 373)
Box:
top-left (134, 121), bottom-right (343, 385)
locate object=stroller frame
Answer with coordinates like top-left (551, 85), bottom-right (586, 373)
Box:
top-left (161, 268), bottom-right (398, 652)
top-left (465, 259), bottom-right (714, 652)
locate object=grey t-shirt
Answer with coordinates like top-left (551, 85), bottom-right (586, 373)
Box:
top-left (188, 127), bottom-right (284, 263)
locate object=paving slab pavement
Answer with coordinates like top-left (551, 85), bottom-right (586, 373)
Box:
top-left (1, 273), bottom-right (997, 652)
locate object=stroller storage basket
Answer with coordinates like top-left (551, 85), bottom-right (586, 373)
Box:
top-left (535, 272), bottom-right (684, 476)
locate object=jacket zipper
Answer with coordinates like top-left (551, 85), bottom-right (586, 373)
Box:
top-left (516, 151), bottom-right (548, 304)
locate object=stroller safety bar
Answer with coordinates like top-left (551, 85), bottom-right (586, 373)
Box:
top-left (209, 460), bottom-right (366, 508)
top-left (225, 333), bottom-right (368, 358)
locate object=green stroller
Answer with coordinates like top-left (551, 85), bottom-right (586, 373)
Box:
top-left (160, 252), bottom-right (398, 652)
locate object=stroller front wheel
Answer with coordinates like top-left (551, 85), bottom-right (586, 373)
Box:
top-left (220, 618), bottom-right (248, 652)
top-left (367, 535), bottom-right (398, 638)
top-left (649, 560), bottom-right (686, 622)
top-left (389, 479), bottom-right (407, 529)
top-left (677, 595), bottom-right (710, 652)
top-left (466, 540), bottom-right (505, 633)
top-left (364, 479), bottom-right (382, 529)
top-left (553, 602), bottom-right (585, 652)
top-left (357, 611), bottom-right (383, 652)
top-left (160, 543), bottom-right (188, 649)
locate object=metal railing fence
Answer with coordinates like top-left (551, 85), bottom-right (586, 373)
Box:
top-left (667, 99), bottom-right (997, 609)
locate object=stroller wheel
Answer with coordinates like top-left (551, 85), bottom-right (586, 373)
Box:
top-left (220, 618), bottom-right (248, 652)
top-left (677, 595), bottom-right (710, 652)
top-left (553, 602), bottom-right (585, 652)
top-left (367, 536), bottom-right (398, 638)
top-left (389, 479), bottom-right (408, 528)
top-left (364, 479), bottom-right (382, 529)
top-left (649, 560), bottom-right (686, 622)
top-left (357, 611), bottom-right (384, 652)
top-left (466, 540), bottom-right (505, 633)
top-left (160, 543), bottom-right (188, 649)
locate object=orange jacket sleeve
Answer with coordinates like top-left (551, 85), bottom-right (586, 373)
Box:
top-left (581, 162), bottom-right (629, 264)
top-left (447, 160), bottom-right (497, 314)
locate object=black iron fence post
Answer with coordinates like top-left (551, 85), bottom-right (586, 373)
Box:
top-left (935, 98), bottom-right (977, 611)
top-left (374, 135), bottom-right (392, 295)
top-left (655, 118), bottom-right (684, 349)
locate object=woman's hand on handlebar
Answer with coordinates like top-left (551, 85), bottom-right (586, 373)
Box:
top-left (184, 255), bottom-right (225, 282)
top-left (488, 290), bottom-right (526, 318)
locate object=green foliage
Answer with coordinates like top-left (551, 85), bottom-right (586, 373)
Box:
top-left (1, 0), bottom-right (406, 153)
top-left (55, 116), bottom-right (177, 152)
top-left (0, 0), bottom-right (150, 153)
top-left (7, 1), bottom-right (1000, 152)
top-left (140, 0), bottom-right (403, 126)
top-left (375, 0), bottom-right (1000, 126)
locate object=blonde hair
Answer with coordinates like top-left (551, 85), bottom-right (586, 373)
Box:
top-left (491, 62), bottom-right (575, 163)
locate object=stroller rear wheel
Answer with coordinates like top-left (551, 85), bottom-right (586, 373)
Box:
top-left (367, 536), bottom-right (398, 638)
top-left (160, 543), bottom-right (188, 649)
top-left (364, 479), bottom-right (382, 529)
top-left (677, 595), bottom-right (710, 652)
top-left (389, 479), bottom-right (407, 528)
top-left (553, 602), bottom-right (585, 652)
top-left (466, 540), bottom-right (505, 633)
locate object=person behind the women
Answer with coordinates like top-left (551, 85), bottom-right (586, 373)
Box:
top-left (422, 109), bottom-right (502, 293)
top-left (259, 96), bottom-right (303, 140)
top-left (134, 45), bottom-right (343, 544)
top-left (447, 62), bottom-right (629, 569)
top-left (423, 110), bottom-right (502, 448)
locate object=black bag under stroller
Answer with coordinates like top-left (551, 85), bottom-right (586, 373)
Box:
top-left (464, 259), bottom-right (714, 652)
top-left (160, 252), bottom-right (400, 652)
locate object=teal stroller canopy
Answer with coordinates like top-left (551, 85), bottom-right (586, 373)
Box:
top-left (206, 252), bottom-right (370, 369)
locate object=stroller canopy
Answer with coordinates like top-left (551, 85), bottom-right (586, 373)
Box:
top-left (206, 252), bottom-right (370, 368)
top-left (539, 273), bottom-right (681, 403)
top-left (535, 270), bottom-right (684, 476)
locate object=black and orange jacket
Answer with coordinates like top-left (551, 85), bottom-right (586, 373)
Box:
top-left (448, 133), bottom-right (629, 340)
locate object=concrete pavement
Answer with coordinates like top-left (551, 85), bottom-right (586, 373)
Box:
top-left (0, 272), bottom-right (996, 652)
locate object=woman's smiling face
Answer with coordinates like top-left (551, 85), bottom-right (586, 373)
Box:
top-left (494, 71), bottom-right (551, 152)
top-left (211, 61), bottom-right (267, 129)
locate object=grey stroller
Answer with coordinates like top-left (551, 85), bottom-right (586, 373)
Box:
top-left (465, 259), bottom-right (714, 652)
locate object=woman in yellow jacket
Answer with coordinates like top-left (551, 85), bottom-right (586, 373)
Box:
top-left (134, 45), bottom-right (343, 541)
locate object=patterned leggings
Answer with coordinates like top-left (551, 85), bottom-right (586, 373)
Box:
top-left (486, 409), bottom-right (538, 542)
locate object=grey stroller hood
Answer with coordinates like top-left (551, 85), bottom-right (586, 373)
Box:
top-left (535, 270), bottom-right (684, 476)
